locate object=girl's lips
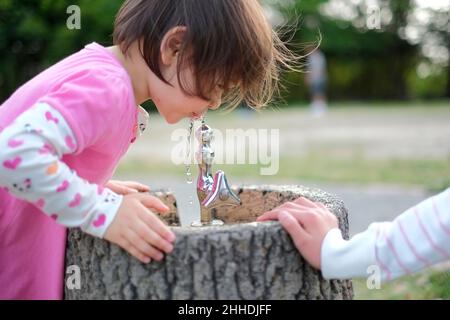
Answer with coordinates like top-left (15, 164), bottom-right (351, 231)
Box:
top-left (191, 112), bottom-right (204, 120)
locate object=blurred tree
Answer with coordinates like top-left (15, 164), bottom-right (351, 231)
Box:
top-left (274, 0), bottom-right (424, 101)
top-left (412, 6), bottom-right (450, 98)
top-left (0, 0), bottom-right (122, 102)
top-left (0, 0), bottom-right (448, 103)
top-left (267, 0), bottom-right (450, 99)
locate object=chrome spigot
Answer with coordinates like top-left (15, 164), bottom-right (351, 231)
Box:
top-left (191, 121), bottom-right (241, 227)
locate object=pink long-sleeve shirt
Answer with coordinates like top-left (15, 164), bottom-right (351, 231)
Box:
top-left (0, 42), bottom-right (139, 299)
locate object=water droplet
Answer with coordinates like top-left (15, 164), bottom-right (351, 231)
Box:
top-left (184, 119), bottom-right (194, 185)
top-left (186, 171), bottom-right (193, 184)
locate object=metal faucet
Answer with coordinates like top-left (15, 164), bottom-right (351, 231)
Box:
top-left (191, 121), bottom-right (241, 227)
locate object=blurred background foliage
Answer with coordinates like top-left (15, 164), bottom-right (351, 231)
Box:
top-left (0, 0), bottom-right (448, 103)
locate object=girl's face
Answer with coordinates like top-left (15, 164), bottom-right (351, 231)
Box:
top-left (147, 62), bottom-right (223, 124)
top-left (147, 27), bottom-right (223, 124)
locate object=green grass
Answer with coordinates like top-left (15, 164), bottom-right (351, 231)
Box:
top-left (279, 154), bottom-right (450, 192)
top-left (353, 269), bottom-right (450, 300)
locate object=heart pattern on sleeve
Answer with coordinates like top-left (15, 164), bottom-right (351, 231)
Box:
top-left (68, 193), bottom-right (82, 207)
top-left (3, 157), bottom-right (22, 170)
top-left (93, 213), bottom-right (106, 228)
top-left (45, 111), bottom-right (59, 124)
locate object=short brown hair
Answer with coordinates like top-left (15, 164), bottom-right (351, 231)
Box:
top-left (113, 0), bottom-right (297, 110)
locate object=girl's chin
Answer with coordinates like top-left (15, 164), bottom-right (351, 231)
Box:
top-left (164, 114), bottom-right (182, 124)
top-left (165, 118), bottom-right (178, 125)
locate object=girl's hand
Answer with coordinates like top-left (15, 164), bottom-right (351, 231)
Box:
top-left (256, 197), bottom-right (338, 269)
top-left (104, 193), bottom-right (176, 263)
top-left (106, 180), bottom-right (150, 195)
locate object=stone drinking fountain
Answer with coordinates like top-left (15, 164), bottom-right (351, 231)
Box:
top-left (65, 120), bottom-right (353, 300)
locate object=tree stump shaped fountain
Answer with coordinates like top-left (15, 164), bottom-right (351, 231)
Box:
top-left (65, 185), bottom-right (353, 300)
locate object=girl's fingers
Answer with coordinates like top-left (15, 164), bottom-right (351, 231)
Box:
top-left (121, 238), bottom-right (152, 264)
top-left (106, 181), bottom-right (138, 195)
top-left (294, 197), bottom-right (321, 209)
top-left (106, 180), bottom-right (150, 194)
top-left (138, 204), bottom-right (175, 242)
top-left (258, 206), bottom-right (315, 224)
top-left (257, 202), bottom-right (304, 221)
top-left (316, 202), bottom-right (330, 215)
top-left (286, 209), bottom-right (320, 229)
top-left (282, 202), bottom-right (304, 211)
top-left (122, 181), bottom-right (151, 192)
top-left (118, 185), bottom-right (139, 194)
top-left (317, 202), bottom-right (327, 209)
top-left (256, 210), bottom-right (278, 221)
top-left (138, 194), bottom-right (171, 214)
top-left (278, 211), bottom-right (310, 251)
top-left (126, 229), bottom-right (165, 261)
top-left (130, 246), bottom-right (151, 264)
top-left (259, 207), bottom-right (321, 234)
top-left (133, 217), bottom-right (174, 253)
top-left (283, 208), bottom-right (313, 224)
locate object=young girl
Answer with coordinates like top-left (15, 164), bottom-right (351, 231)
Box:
top-left (258, 188), bottom-right (450, 283)
top-left (0, 0), bottom-right (294, 299)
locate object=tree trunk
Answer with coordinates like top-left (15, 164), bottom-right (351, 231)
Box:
top-left (65, 185), bottom-right (353, 300)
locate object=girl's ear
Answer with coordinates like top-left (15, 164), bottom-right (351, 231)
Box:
top-left (160, 26), bottom-right (187, 66)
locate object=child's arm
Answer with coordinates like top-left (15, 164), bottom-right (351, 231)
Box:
top-left (257, 188), bottom-right (450, 282)
top-left (0, 103), bottom-right (174, 263)
top-left (0, 103), bottom-right (118, 237)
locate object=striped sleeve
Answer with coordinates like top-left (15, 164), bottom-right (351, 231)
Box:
top-left (321, 188), bottom-right (450, 282)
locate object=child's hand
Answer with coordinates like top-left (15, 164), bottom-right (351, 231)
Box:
top-left (104, 193), bottom-right (176, 264)
top-left (106, 180), bottom-right (150, 195)
top-left (256, 197), bottom-right (338, 269)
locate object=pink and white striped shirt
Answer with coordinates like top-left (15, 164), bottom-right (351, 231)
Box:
top-left (321, 187), bottom-right (450, 282)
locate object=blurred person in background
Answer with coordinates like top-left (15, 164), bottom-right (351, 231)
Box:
top-left (305, 47), bottom-right (328, 117)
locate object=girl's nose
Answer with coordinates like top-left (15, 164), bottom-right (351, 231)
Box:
top-left (208, 97), bottom-right (222, 110)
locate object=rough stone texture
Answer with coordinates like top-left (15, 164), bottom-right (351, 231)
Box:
top-left (65, 185), bottom-right (353, 300)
